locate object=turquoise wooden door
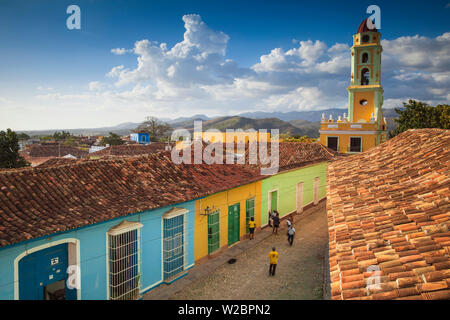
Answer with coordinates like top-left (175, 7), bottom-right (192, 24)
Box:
top-left (228, 203), bottom-right (240, 245)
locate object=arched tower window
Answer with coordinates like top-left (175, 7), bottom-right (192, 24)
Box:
top-left (362, 52), bottom-right (369, 63)
top-left (361, 68), bottom-right (370, 85)
top-left (362, 34), bottom-right (370, 43)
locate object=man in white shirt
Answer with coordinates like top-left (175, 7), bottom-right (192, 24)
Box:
top-left (287, 225), bottom-right (295, 246)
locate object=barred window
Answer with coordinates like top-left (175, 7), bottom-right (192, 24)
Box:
top-left (107, 221), bottom-right (142, 300)
top-left (163, 208), bottom-right (188, 280)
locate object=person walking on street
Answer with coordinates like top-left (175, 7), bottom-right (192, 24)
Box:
top-left (287, 225), bottom-right (295, 246)
top-left (248, 217), bottom-right (256, 240)
top-left (272, 212), bottom-right (280, 235)
top-left (268, 247), bottom-right (279, 276)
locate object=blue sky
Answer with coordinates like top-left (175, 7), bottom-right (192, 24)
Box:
top-left (0, 0), bottom-right (449, 130)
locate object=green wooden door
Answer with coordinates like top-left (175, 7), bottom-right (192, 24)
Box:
top-left (228, 203), bottom-right (240, 245)
top-left (207, 211), bottom-right (220, 254)
top-left (271, 191), bottom-right (278, 212)
top-left (245, 198), bottom-right (255, 234)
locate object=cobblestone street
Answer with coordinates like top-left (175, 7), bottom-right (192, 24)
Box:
top-left (167, 204), bottom-right (330, 300)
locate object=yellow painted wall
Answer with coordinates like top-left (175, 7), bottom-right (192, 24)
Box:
top-left (320, 133), bottom-right (377, 153)
top-left (353, 90), bottom-right (375, 123)
top-left (194, 181), bottom-right (262, 262)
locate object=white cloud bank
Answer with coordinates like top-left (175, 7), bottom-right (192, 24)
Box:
top-left (2, 14), bottom-right (449, 129)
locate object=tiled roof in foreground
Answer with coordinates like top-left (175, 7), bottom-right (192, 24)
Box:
top-left (327, 129), bottom-right (450, 300)
top-left (0, 152), bottom-right (263, 248)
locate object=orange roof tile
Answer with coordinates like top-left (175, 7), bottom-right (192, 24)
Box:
top-left (327, 129), bottom-right (450, 300)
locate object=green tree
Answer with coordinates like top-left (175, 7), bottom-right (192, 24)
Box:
top-left (391, 100), bottom-right (450, 137)
top-left (100, 132), bottom-right (125, 146)
top-left (279, 133), bottom-right (316, 143)
top-left (135, 117), bottom-right (172, 142)
top-left (53, 131), bottom-right (72, 140)
top-left (17, 133), bottom-right (30, 140)
top-left (0, 129), bottom-right (30, 168)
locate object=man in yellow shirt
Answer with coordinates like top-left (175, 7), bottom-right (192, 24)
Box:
top-left (268, 247), bottom-right (279, 276)
top-left (248, 217), bottom-right (256, 240)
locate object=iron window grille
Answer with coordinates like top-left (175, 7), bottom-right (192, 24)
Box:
top-left (107, 221), bottom-right (143, 300)
top-left (162, 208), bottom-right (188, 280)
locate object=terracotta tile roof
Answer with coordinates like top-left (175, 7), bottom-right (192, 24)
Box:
top-left (327, 129), bottom-right (450, 300)
top-left (36, 158), bottom-right (82, 167)
top-left (28, 144), bottom-right (88, 158)
top-left (0, 152), bottom-right (263, 248)
top-left (242, 142), bottom-right (337, 172)
top-left (88, 143), bottom-right (171, 158)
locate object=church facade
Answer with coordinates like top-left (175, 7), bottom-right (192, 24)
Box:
top-left (319, 19), bottom-right (388, 153)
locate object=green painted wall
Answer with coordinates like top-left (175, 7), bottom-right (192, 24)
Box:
top-left (260, 162), bottom-right (327, 226)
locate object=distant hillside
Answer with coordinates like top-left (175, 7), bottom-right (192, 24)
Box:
top-left (288, 120), bottom-right (321, 137)
top-left (171, 116), bottom-right (318, 137)
top-left (16, 109), bottom-right (400, 138)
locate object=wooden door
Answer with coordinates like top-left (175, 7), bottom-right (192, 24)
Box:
top-left (228, 203), bottom-right (240, 245)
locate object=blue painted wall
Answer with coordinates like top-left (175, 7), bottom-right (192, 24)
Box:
top-left (0, 200), bottom-right (195, 300)
top-left (130, 133), bottom-right (150, 144)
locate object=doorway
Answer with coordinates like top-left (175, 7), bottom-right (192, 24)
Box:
top-left (18, 243), bottom-right (77, 300)
top-left (228, 203), bottom-right (240, 246)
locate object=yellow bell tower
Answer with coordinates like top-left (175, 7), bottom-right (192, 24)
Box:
top-left (319, 18), bottom-right (388, 153)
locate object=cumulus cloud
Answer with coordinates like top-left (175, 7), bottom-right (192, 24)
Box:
top-left (5, 14), bottom-right (449, 130)
top-left (52, 17), bottom-right (450, 113)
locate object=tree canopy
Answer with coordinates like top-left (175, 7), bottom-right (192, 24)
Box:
top-left (17, 133), bottom-right (30, 140)
top-left (391, 100), bottom-right (449, 137)
top-left (0, 129), bottom-right (30, 169)
top-left (135, 117), bottom-right (172, 142)
top-left (279, 133), bottom-right (316, 143)
top-left (100, 132), bottom-right (125, 146)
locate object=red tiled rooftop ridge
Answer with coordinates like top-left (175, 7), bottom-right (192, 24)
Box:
top-left (89, 143), bottom-right (171, 157)
top-left (326, 129), bottom-right (450, 300)
top-left (28, 144), bottom-right (88, 158)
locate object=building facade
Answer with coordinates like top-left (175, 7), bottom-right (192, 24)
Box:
top-left (130, 132), bottom-right (150, 145)
top-left (194, 181), bottom-right (262, 262)
top-left (0, 202), bottom-right (195, 300)
top-left (320, 19), bottom-right (388, 153)
top-left (260, 162), bottom-right (327, 226)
